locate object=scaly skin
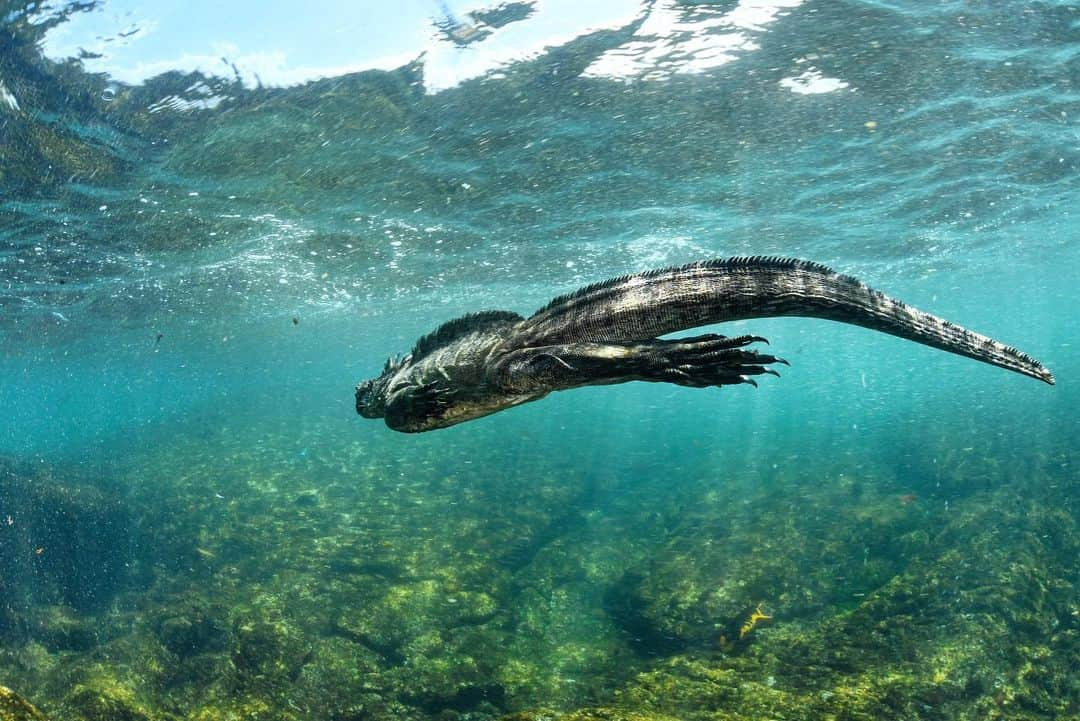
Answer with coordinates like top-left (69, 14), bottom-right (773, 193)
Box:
top-left (355, 257), bottom-right (1054, 433)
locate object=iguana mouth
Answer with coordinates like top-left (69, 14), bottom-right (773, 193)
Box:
top-left (355, 379), bottom-right (382, 418)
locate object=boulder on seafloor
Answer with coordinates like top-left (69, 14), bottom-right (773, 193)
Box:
top-left (229, 617), bottom-right (311, 692)
top-left (0, 686), bottom-right (48, 721)
top-left (499, 708), bottom-right (681, 721)
top-left (334, 579), bottom-right (499, 654)
top-left (0, 461), bottom-right (139, 614)
top-left (604, 480), bottom-right (930, 651)
top-left (63, 681), bottom-right (154, 721)
top-left (599, 490), bottom-right (1080, 721)
top-left (154, 597), bottom-right (229, 658)
top-left (392, 627), bottom-right (508, 714)
top-left (27, 605), bottom-right (99, 652)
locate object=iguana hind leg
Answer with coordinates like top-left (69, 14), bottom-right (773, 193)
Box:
top-left (493, 334), bottom-right (787, 393)
top-left (633, 333), bottom-right (788, 388)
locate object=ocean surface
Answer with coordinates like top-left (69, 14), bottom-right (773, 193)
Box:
top-left (1, 1), bottom-right (1077, 720)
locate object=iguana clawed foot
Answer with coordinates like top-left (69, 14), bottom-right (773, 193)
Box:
top-left (637, 333), bottom-right (788, 388)
top-left (384, 379), bottom-right (456, 429)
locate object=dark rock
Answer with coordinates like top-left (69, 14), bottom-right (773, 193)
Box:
top-left (335, 580), bottom-right (498, 654)
top-left (498, 709), bottom-right (680, 721)
top-left (606, 484), bottom-right (930, 652)
top-left (64, 683), bottom-right (152, 721)
top-left (157, 606), bottom-right (228, 657)
top-left (293, 492), bottom-right (319, 508)
top-left (0, 468), bottom-right (138, 614)
top-left (230, 618), bottom-right (311, 689)
top-left (393, 627), bottom-right (508, 714)
top-left (31, 605), bottom-right (98, 652)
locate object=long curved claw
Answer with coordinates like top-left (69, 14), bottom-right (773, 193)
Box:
top-left (723, 334), bottom-right (769, 347)
top-left (636, 335), bottom-right (786, 389)
top-left (676, 334), bottom-right (770, 351)
top-left (675, 333), bottom-right (728, 345)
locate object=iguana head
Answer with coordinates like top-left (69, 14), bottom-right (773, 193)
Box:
top-left (354, 377), bottom-right (384, 418)
top-left (355, 355), bottom-right (407, 418)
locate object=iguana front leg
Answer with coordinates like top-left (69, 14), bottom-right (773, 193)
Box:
top-left (492, 334), bottom-right (787, 394)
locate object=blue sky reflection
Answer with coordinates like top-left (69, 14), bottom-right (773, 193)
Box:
top-left (42, 0), bottom-right (642, 91)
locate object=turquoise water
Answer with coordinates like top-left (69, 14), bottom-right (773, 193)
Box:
top-left (1, 2), bottom-right (1078, 719)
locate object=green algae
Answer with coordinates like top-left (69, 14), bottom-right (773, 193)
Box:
top-left (336, 580), bottom-right (499, 654)
top-left (604, 474), bottom-right (936, 652)
top-left (0, 420), bottom-right (1077, 721)
top-left (0, 686), bottom-right (48, 721)
top-left (64, 682), bottom-right (155, 721)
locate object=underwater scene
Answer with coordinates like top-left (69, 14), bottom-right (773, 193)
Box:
top-left (1, 1), bottom-right (1078, 719)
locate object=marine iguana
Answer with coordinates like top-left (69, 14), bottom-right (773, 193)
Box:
top-left (355, 257), bottom-right (1054, 433)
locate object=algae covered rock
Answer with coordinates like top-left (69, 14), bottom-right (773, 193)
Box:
top-left (499, 708), bottom-right (681, 721)
top-left (64, 681), bottom-right (154, 721)
top-left (392, 627), bottom-right (507, 713)
top-left (155, 598), bottom-right (228, 658)
top-left (158, 615), bottom-right (223, 657)
top-left (0, 686), bottom-right (48, 721)
top-left (187, 698), bottom-right (300, 721)
top-left (230, 618), bottom-right (311, 690)
top-left (292, 637), bottom-right (383, 716)
top-left (336, 579), bottom-right (499, 653)
top-left (28, 606), bottom-right (98, 652)
top-left (601, 489), bottom-right (1080, 721)
top-left (561, 709), bottom-right (681, 721)
top-left (0, 470), bottom-right (138, 614)
top-left (606, 480), bottom-right (932, 651)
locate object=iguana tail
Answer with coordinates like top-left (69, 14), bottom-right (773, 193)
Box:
top-left (515, 257), bottom-right (1054, 384)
